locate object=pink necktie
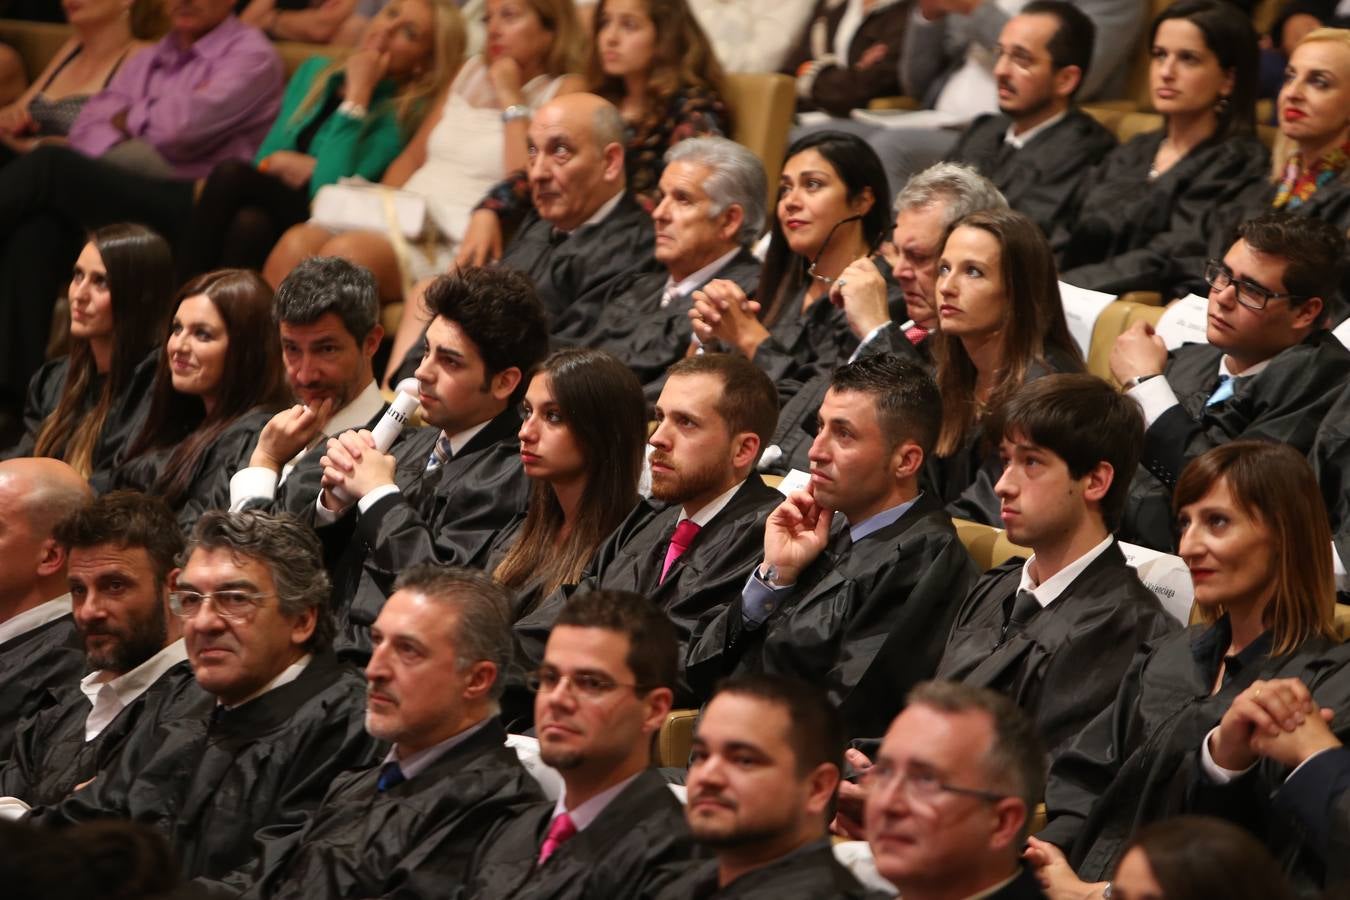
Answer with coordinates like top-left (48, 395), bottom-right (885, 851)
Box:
top-left (538, 812), bottom-right (577, 864)
top-left (904, 323), bottom-right (930, 345)
top-left (660, 519), bottom-right (702, 583)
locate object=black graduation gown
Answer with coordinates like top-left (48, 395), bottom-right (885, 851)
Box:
top-left (761, 327), bottom-right (929, 477)
top-left (110, 408), bottom-right (279, 533)
top-left (464, 768), bottom-right (701, 900)
top-left (686, 492), bottom-right (979, 739)
top-left (0, 657), bottom-right (199, 808)
top-left (499, 191), bottom-right (660, 325)
top-left (1120, 330), bottom-right (1350, 551)
top-left (935, 542), bottom-right (1179, 759)
top-left (551, 248), bottom-right (763, 403)
top-left (243, 718), bottom-right (545, 900)
top-left (650, 839), bottom-right (887, 899)
top-left (2, 350), bottom-right (157, 479)
top-left (949, 110), bottom-right (1118, 238)
top-left (1052, 130), bottom-right (1269, 295)
top-left (1037, 618), bottom-right (1343, 881)
top-left (315, 410), bottom-right (530, 659)
top-left (26, 651), bottom-right (384, 883)
top-left (930, 348), bottom-right (1084, 526)
top-left (1179, 641), bottom-right (1350, 894)
top-left (1311, 383), bottom-right (1350, 567)
top-left (514, 474), bottom-right (784, 705)
top-left (0, 611), bottom-right (82, 761)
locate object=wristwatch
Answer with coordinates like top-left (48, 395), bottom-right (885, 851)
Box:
top-left (501, 104), bottom-right (530, 123)
top-left (759, 563), bottom-right (792, 589)
top-left (1123, 374), bottom-right (1158, 391)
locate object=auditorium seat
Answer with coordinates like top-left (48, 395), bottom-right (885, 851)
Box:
top-left (952, 519), bottom-right (1030, 571)
top-left (723, 73), bottom-right (796, 211)
top-left (1086, 300), bottom-right (1134, 383)
top-left (657, 708), bottom-right (700, 768)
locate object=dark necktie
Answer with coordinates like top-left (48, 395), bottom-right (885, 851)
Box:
top-left (425, 433), bottom-right (453, 472)
top-left (1001, 589), bottom-right (1041, 639)
top-left (376, 761), bottom-right (407, 792)
top-left (548, 228), bottom-right (568, 247)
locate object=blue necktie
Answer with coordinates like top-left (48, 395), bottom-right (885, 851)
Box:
top-left (425, 433), bottom-right (453, 472)
top-left (376, 762), bottom-right (406, 792)
top-left (1206, 374), bottom-right (1235, 407)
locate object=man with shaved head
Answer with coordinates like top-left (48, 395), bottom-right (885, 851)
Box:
top-left (0, 458), bottom-right (93, 758)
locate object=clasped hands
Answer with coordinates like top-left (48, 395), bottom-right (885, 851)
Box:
top-left (319, 429), bottom-right (398, 510)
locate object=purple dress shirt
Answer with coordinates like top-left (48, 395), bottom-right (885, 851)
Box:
top-left (68, 16), bottom-right (284, 179)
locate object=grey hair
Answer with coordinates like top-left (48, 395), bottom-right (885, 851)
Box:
top-left (592, 102), bottom-right (626, 149)
top-left (393, 565), bottom-right (514, 702)
top-left (183, 511), bottom-right (334, 652)
top-left (273, 256), bottom-right (379, 342)
top-left (906, 680), bottom-right (1046, 843)
top-left (895, 163), bottom-right (1008, 231)
top-left (665, 136), bottom-right (768, 245)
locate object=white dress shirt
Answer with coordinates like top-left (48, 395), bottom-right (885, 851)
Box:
top-left (79, 639), bottom-right (189, 741)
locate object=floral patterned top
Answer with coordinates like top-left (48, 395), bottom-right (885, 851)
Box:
top-left (477, 85), bottom-right (729, 225)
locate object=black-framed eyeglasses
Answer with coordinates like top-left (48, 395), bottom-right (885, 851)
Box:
top-left (168, 590), bottom-right (273, 621)
top-left (806, 214), bottom-right (880, 285)
top-left (526, 667), bottom-right (643, 700)
top-left (1204, 259), bottom-right (1305, 311)
top-left (862, 762), bottom-right (1010, 805)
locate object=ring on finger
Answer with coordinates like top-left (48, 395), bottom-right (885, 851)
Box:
top-left (836, 279), bottom-right (847, 290)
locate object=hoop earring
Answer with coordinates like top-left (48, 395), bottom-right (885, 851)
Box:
top-left (1215, 95), bottom-right (1230, 116)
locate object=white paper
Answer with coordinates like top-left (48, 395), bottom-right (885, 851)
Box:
top-left (1058, 281), bottom-right (1117, 359)
top-left (1154, 294), bottom-right (1210, 350)
top-left (1333, 315), bottom-right (1350, 351)
top-left (1119, 541), bottom-right (1194, 624)
top-left (777, 468), bottom-right (812, 496)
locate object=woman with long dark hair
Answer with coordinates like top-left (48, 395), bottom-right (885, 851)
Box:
top-left (115, 270), bottom-right (289, 527)
top-left (1028, 441), bottom-right (1342, 894)
top-left (929, 208), bottom-right (1085, 524)
top-left (690, 129), bottom-right (892, 387)
top-left (6, 224), bottom-right (173, 479)
top-left (1053, 0), bottom-right (1268, 294)
top-left (1108, 817), bottom-right (1295, 900)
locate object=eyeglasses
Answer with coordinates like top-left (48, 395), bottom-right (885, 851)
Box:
top-left (526, 667), bottom-right (642, 699)
top-left (1204, 259), bottom-right (1304, 311)
top-left (991, 45), bottom-right (1049, 70)
top-left (806, 214), bottom-right (879, 285)
top-left (862, 762), bottom-right (1010, 806)
top-left (168, 590), bottom-right (273, 621)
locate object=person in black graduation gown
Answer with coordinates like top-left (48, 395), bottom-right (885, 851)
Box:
top-left (1108, 817), bottom-right (1299, 899)
top-left (864, 682), bottom-right (1050, 900)
top-left (947, 2), bottom-right (1117, 238)
top-left (652, 675), bottom-right (886, 900)
top-left (512, 354), bottom-right (782, 706)
top-left (381, 92), bottom-right (661, 385)
top-left (690, 130), bottom-right (893, 404)
top-left (0, 458), bottom-right (91, 760)
top-left (928, 207), bottom-right (1085, 526)
top-left (935, 375), bottom-right (1178, 760)
top-left (1026, 442), bottom-right (1346, 890)
top-left (1111, 211), bottom-right (1350, 552)
top-left (310, 268), bottom-right (549, 659)
top-left (687, 355), bottom-right (978, 739)
top-left (236, 566), bottom-right (543, 899)
top-left (462, 591), bottom-right (700, 899)
top-left (550, 135), bottom-right (767, 402)
top-left (1050, 0), bottom-right (1269, 296)
top-left (0, 492), bottom-right (198, 810)
top-left (25, 511), bottom-right (384, 884)
top-left (760, 162), bottom-right (1008, 476)
top-left (2, 224), bottom-right (172, 483)
top-left (1311, 382), bottom-right (1350, 581)
top-left (109, 269), bottom-right (291, 530)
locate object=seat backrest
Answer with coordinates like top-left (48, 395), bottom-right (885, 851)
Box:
top-left (656, 708), bottom-right (700, 768)
top-left (953, 518), bottom-right (1003, 571)
top-left (723, 73), bottom-right (797, 212)
top-left (1086, 300), bottom-right (1133, 382)
top-left (1124, 0), bottom-right (1176, 109)
top-left (1116, 111), bottom-right (1164, 143)
top-left (0, 19), bottom-right (69, 78)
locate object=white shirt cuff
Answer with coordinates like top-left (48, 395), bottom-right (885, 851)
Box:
top-left (1200, 726), bottom-right (1257, 784)
top-left (229, 467), bottom-right (279, 511)
top-left (314, 491), bottom-right (349, 527)
top-left (357, 484), bottom-right (401, 515)
top-left (1127, 376), bottom-right (1181, 429)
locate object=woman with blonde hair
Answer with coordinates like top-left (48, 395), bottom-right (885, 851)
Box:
top-left (1027, 441), bottom-right (1343, 895)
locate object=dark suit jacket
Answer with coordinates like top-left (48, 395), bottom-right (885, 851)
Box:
top-left (1122, 330), bottom-right (1350, 551)
top-left (951, 109), bottom-right (1117, 237)
top-left (464, 768), bottom-right (701, 899)
top-left (936, 542), bottom-right (1178, 758)
top-left (687, 492), bottom-right (978, 739)
top-left (650, 839), bottom-right (888, 899)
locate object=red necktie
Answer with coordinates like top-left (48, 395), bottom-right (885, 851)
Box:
top-left (904, 323), bottom-right (930, 345)
top-left (660, 519), bottom-right (702, 584)
top-left (538, 812), bottom-right (577, 864)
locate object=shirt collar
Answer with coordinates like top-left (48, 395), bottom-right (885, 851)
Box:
top-left (849, 493), bottom-right (922, 543)
top-left (0, 594), bottom-right (71, 646)
top-left (553, 770), bottom-right (643, 831)
top-left (678, 479), bottom-right (744, 529)
top-left (80, 638), bottom-right (188, 706)
top-left (383, 716), bottom-right (491, 780)
top-left (1190, 614), bottom-right (1273, 682)
top-left (1218, 355), bottom-right (1273, 381)
top-left (566, 190), bottom-right (624, 235)
top-left (1017, 534), bottom-right (1114, 608)
top-left (446, 418), bottom-right (493, 457)
top-left (1002, 109), bottom-right (1068, 149)
top-left (222, 653), bottom-right (312, 710)
top-left (662, 247), bottom-right (744, 303)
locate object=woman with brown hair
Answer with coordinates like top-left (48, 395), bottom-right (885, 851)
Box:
top-left (1028, 441), bottom-right (1343, 894)
top-left (1108, 816), bottom-right (1295, 900)
top-left (5, 224), bottom-right (173, 479)
top-left (928, 207), bottom-right (1085, 524)
top-left (114, 270), bottom-right (289, 528)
